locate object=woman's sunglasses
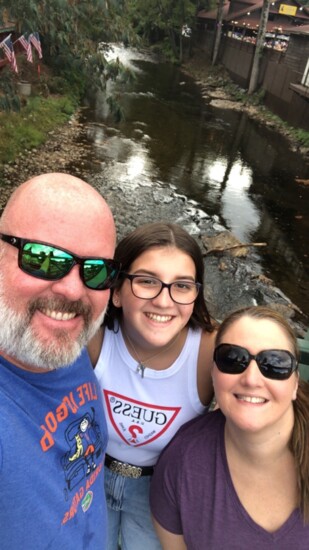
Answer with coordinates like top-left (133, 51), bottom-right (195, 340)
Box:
top-left (0, 233), bottom-right (121, 291)
top-left (214, 343), bottom-right (298, 380)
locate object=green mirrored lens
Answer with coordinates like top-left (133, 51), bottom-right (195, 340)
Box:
top-left (22, 243), bottom-right (73, 279)
top-left (83, 259), bottom-right (109, 289)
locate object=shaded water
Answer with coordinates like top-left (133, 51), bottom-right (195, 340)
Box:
top-left (82, 46), bottom-right (309, 316)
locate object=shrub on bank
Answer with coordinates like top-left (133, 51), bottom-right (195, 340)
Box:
top-left (0, 95), bottom-right (77, 165)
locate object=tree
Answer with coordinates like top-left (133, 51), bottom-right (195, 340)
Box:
top-left (212, 0), bottom-right (225, 66)
top-left (125, 0), bottom-right (197, 62)
top-left (0, 1), bottom-right (130, 97)
top-left (248, 0), bottom-right (271, 94)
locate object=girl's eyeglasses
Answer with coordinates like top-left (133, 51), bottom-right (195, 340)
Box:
top-left (123, 273), bottom-right (201, 305)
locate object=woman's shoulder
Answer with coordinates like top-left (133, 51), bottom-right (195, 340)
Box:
top-left (178, 409), bottom-right (223, 436)
top-left (157, 410), bottom-right (224, 467)
top-left (167, 410), bottom-right (224, 453)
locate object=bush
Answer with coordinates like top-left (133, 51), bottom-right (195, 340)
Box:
top-left (0, 96), bottom-right (76, 165)
top-left (0, 68), bottom-right (21, 113)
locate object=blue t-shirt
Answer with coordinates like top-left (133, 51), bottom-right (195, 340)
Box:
top-left (150, 410), bottom-right (309, 549)
top-left (0, 349), bottom-right (108, 549)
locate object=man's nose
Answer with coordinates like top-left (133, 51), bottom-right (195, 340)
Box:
top-left (50, 265), bottom-right (86, 300)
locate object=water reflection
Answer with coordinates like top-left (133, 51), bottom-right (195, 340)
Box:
top-left (82, 45), bottom-right (309, 315)
top-left (220, 161), bottom-right (260, 242)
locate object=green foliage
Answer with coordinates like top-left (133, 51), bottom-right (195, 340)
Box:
top-left (294, 129), bottom-right (309, 147)
top-left (3, 0), bottom-right (131, 98)
top-left (0, 95), bottom-right (76, 164)
top-left (248, 88), bottom-right (266, 106)
top-left (0, 68), bottom-right (21, 112)
top-left (125, 0), bottom-right (197, 61)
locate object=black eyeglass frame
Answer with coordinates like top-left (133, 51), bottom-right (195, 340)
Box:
top-left (122, 272), bottom-right (202, 305)
top-left (214, 343), bottom-right (298, 380)
top-left (0, 233), bottom-right (121, 291)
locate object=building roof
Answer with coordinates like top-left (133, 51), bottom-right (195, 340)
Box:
top-left (198, 0), bottom-right (309, 33)
top-left (198, 2), bottom-right (231, 21)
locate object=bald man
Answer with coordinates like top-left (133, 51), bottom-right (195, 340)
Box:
top-left (0, 173), bottom-right (120, 549)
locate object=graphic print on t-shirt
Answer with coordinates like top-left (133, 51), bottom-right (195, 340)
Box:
top-left (61, 406), bottom-right (104, 492)
top-left (104, 389), bottom-right (181, 446)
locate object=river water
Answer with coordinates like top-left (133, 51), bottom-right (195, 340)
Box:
top-left (81, 45), bottom-right (309, 317)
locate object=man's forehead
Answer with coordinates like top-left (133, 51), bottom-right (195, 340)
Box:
top-left (1, 178), bottom-right (116, 256)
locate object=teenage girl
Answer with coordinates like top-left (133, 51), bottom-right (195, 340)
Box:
top-left (88, 222), bottom-right (217, 550)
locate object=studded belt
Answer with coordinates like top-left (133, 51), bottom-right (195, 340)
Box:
top-left (105, 454), bottom-right (154, 479)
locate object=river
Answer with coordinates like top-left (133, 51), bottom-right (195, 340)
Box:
top-left (80, 45), bottom-right (309, 317)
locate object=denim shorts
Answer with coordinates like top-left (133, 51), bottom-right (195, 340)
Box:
top-left (104, 465), bottom-right (162, 550)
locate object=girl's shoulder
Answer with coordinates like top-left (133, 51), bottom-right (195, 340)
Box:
top-left (199, 327), bottom-right (217, 359)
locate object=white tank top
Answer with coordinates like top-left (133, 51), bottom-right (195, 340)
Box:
top-left (94, 326), bottom-right (205, 466)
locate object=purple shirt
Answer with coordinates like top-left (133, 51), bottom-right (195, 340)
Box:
top-left (150, 410), bottom-right (309, 549)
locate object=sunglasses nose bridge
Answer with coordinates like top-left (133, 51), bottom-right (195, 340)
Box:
top-left (73, 256), bottom-right (90, 285)
top-left (51, 261), bottom-right (86, 299)
top-left (61, 255), bottom-right (79, 277)
top-left (241, 354), bottom-right (264, 381)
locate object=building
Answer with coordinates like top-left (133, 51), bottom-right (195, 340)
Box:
top-left (197, 0), bottom-right (309, 129)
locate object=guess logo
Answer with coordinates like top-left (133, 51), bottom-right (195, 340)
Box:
top-left (103, 390), bottom-right (180, 446)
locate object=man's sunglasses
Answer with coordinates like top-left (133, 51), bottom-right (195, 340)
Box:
top-left (0, 233), bottom-right (121, 291)
top-left (214, 343), bottom-right (297, 380)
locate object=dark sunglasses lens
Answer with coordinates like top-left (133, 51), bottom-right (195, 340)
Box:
top-left (83, 260), bottom-right (119, 290)
top-left (214, 344), bottom-right (249, 374)
top-left (22, 243), bottom-right (73, 279)
top-left (257, 350), bottom-right (295, 380)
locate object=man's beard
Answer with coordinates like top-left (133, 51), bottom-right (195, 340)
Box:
top-left (0, 293), bottom-right (106, 371)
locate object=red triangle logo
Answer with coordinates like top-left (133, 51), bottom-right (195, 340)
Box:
top-left (104, 390), bottom-right (181, 447)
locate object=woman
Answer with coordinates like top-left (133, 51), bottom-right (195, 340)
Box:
top-left (150, 306), bottom-right (309, 549)
top-left (88, 222), bottom-right (217, 550)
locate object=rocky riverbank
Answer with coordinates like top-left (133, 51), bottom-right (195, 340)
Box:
top-left (1, 108), bottom-right (307, 336)
top-left (183, 50), bottom-right (309, 160)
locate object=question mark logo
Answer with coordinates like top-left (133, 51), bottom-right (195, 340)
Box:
top-left (128, 425), bottom-right (143, 443)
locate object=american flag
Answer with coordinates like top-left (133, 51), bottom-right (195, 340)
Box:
top-left (29, 32), bottom-right (42, 59)
top-left (0, 35), bottom-right (18, 73)
top-left (17, 34), bottom-right (33, 63)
